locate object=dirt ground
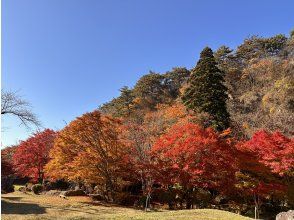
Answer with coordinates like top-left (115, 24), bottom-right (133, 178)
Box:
top-left (1, 191), bottom-right (252, 220)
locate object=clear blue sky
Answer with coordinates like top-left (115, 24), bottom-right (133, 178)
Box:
top-left (2, 0), bottom-right (294, 147)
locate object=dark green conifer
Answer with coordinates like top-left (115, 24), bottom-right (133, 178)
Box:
top-left (182, 47), bottom-right (230, 131)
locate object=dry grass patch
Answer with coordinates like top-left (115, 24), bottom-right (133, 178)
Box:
top-left (2, 191), bottom-right (252, 220)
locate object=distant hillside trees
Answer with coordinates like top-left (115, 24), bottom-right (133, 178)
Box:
top-left (215, 32), bottom-right (294, 137)
top-left (100, 67), bottom-right (190, 116)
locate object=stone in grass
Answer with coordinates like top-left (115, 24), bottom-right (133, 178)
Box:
top-left (59, 189), bottom-right (85, 197)
top-left (45, 190), bottom-right (62, 196)
top-left (276, 210), bottom-right (294, 220)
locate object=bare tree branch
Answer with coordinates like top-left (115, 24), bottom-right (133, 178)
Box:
top-left (1, 90), bottom-right (41, 129)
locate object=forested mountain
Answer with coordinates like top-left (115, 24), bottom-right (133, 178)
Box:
top-left (100, 31), bottom-right (294, 138)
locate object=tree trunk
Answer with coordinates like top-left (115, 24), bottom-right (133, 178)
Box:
top-left (145, 192), bottom-right (151, 211)
top-left (254, 193), bottom-right (260, 219)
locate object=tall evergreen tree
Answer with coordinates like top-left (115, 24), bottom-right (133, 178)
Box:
top-left (182, 47), bottom-right (230, 131)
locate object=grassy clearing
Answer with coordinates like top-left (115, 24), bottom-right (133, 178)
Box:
top-left (1, 191), bottom-right (252, 220)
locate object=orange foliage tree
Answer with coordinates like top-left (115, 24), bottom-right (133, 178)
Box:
top-left (45, 110), bottom-right (126, 201)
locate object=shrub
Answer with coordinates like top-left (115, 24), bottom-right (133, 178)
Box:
top-left (153, 188), bottom-right (178, 209)
top-left (18, 186), bottom-right (26, 192)
top-left (32, 184), bottom-right (43, 194)
top-left (43, 179), bottom-right (70, 191)
top-left (115, 193), bottom-right (140, 206)
top-left (1, 176), bottom-right (15, 193)
top-left (191, 189), bottom-right (212, 208)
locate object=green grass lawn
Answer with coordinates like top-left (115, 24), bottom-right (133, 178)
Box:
top-left (2, 191), bottom-right (252, 220)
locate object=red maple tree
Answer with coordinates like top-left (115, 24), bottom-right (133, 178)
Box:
top-left (238, 130), bottom-right (294, 176)
top-left (151, 123), bottom-right (237, 194)
top-left (1, 146), bottom-right (17, 176)
top-left (235, 130), bottom-right (292, 218)
top-left (13, 129), bottom-right (57, 183)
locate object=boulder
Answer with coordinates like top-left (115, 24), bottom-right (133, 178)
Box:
top-left (276, 210), bottom-right (294, 220)
top-left (59, 189), bottom-right (85, 197)
top-left (88, 194), bottom-right (104, 201)
top-left (44, 190), bottom-right (62, 196)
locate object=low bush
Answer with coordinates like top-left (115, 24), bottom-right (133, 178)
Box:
top-left (43, 179), bottom-right (70, 191)
top-left (18, 186), bottom-right (26, 192)
top-left (32, 184), bottom-right (43, 194)
top-left (115, 193), bottom-right (140, 206)
top-left (1, 176), bottom-right (15, 193)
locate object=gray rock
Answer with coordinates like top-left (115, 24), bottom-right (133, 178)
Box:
top-left (59, 189), bottom-right (85, 197)
top-left (276, 210), bottom-right (294, 220)
top-left (45, 190), bottom-right (62, 196)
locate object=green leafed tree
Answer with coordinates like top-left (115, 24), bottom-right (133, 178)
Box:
top-left (117, 86), bottom-right (135, 116)
top-left (163, 67), bottom-right (190, 100)
top-left (133, 71), bottom-right (165, 109)
top-left (100, 86), bottom-right (135, 117)
top-left (182, 47), bottom-right (230, 131)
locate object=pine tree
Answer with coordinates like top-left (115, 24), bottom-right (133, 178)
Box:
top-left (117, 86), bottom-right (134, 116)
top-left (182, 47), bottom-right (230, 131)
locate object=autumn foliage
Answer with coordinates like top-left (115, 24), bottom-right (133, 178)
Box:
top-left (12, 129), bottom-right (57, 183)
top-left (45, 110), bottom-right (126, 201)
top-left (2, 31), bottom-right (294, 217)
top-left (151, 123), bottom-right (237, 192)
top-left (238, 130), bottom-right (294, 176)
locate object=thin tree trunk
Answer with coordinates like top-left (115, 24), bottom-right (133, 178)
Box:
top-left (145, 192), bottom-right (151, 211)
top-left (254, 193), bottom-right (260, 219)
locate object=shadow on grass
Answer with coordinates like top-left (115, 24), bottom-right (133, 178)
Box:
top-left (1, 199), bottom-right (46, 215)
top-left (1, 197), bottom-right (23, 202)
